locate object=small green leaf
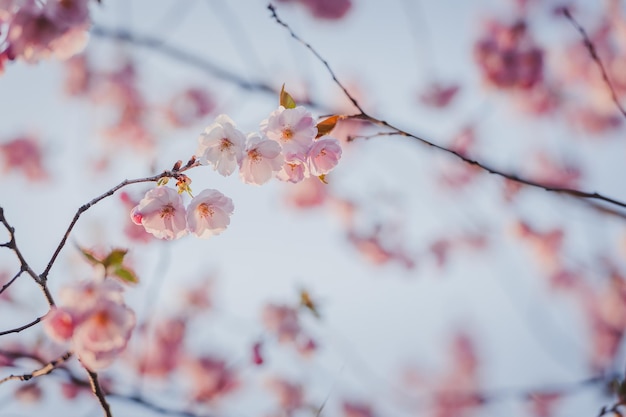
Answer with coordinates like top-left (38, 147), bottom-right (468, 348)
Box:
top-left (280, 84), bottom-right (296, 109)
top-left (113, 266), bottom-right (139, 285)
top-left (78, 246), bottom-right (102, 266)
top-left (102, 249), bottom-right (127, 269)
top-left (316, 115), bottom-right (341, 138)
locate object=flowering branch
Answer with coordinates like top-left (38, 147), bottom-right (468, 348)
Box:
top-left (267, 4), bottom-right (626, 214)
top-left (0, 351), bottom-right (72, 385)
top-left (41, 160), bottom-right (199, 282)
top-left (561, 7), bottom-right (626, 120)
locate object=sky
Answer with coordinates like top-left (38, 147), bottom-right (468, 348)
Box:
top-left (1, 0), bottom-right (625, 416)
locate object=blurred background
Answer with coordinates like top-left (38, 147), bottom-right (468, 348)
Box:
top-left (1, 0), bottom-right (626, 416)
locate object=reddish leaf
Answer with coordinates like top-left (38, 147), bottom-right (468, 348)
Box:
top-left (315, 115), bottom-right (341, 138)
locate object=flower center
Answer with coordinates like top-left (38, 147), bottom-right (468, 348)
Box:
top-left (219, 138), bottom-right (232, 152)
top-left (160, 204), bottom-right (175, 219)
top-left (93, 310), bottom-right (110, 326)
top-left (197, 203), bottom-right (214, 218)
top-left (248, 149), bottom-right (261, 163)
top-left (282, 128), bottom-right (294, 140)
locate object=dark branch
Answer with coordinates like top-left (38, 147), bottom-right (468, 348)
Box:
top-left (87, 370), bottom-right (113, 417)
top-left (0, 315), bottom-right (45, 337)
top-left (561, 8), bottom-right (626, 120)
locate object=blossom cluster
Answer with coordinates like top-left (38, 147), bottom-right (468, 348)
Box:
top-left (44, 279), bottom-right (135, 370)
top-left (131, 187), bottom-right (234, 240)
top-left (132, 102), bottom-right (342, 240)
top-left (198, 108), bottom-right (341, 185)
top-left (0, 0), bottom-right (91, 73)
top-left (474, 20), bottom-right (543, 90)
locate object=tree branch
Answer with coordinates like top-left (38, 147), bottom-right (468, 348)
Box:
top-left (268, 4), bottom-right (626, 214)
top-left (87, 369), bottom-right (113, 417)
top-left (0, 315), bottom-right (45, 337)
top-left (89, 25), bottom-right (321, 108)
top-left (561, 7), bottom-right (626, 120)
top-left (0, 351), bottom-right (72, 385)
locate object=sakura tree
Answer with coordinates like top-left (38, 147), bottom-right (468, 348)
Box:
top-left (1, 1), bottom-right (626, 417)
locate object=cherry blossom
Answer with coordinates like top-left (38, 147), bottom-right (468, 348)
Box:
top-left (239, 133), bottom-right (284, 185)
top-left (184, 356), bottom-right (238, 403)
top-left (474, 20), bottom-right (543, 90)
top-left (166, 87), bottom-right (215, 127)
top-left (307, 137), bottom-right (342, 176)
top-left (44, 279), bottom-right (135, 370)
top-left (195, 114), bottom-right (245, 176)
top-left (276, 152), bottom-right (309, 183)
top-left (72, 297), bottom-right (135, 370)
top-left (130, 186), bottom-right (187, 240)
top-left (2, 0), bottom-right (90, 64)
top-left (0, 135), bottom-right (47, 181)
top-left (260, 105), bottom-right (317, 154)
top-left (186, 189), bottom-right (234, 239)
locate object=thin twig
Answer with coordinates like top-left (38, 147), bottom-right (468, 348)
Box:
top-left (267, 5), bottom-right (626, 213)
top-left (0, 315), bottom-right (45, 337)
top-left (87, 370), bottom-right (113, 417)
top-left (0, 269), bottom-right (23, 296)
top-left (0, 351), bottom-right (72, 385)
top-left (562, 8), bottom-right (626, 120)
top-left (0, 208), bottom-right (44, 285)
top-left (267, 4), bottom-right (363, 113)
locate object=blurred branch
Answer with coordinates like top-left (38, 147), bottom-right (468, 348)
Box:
top-left (561, 8), bottom-right (626, 120)
top-left (268, 4), bottom-right (626, 215)
top-left (0, 348), bottom-right (205, 417)
top-left (90, 25), bottom-right (315, 109)
top-left (0, 351), bottom-right (72, 385)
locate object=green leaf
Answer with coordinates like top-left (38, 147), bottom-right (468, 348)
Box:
top-left (102, 249), bottom-right (127, 269)
top-left (280, 84), bottom-right (296, 109)
top-left (113, 266), bottom-right (139, 285)
top-left (78, 246), bottom-right (102, 266)
top-left (316, 115), bottom-right (341, 138)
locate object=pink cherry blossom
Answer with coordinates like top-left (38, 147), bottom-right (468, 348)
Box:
top-left (184, 356), bottom-right (238, 403)
top-left (73, 298), bottom-right (135, 370)
top-left (186, 189), bottom-right (234, 239)
top-left (44, 307), bottom-right (76, 342)
top-left (134, 318), bottom-right (186, 377)
top-left (276, 152), bottom-right (309, 183)
top-left (307, 137), bottom-right (342, 176)
top-left (0, 135), bottom-right (48, 181)
top-left (130, 186), bottom-right (187, 240)
top-left (239, 133), bottom-right (283, 185)
top-left (195, 114), bottom-right (245, 176)
top-left (44, 279), bottom-right (136, 371)
top-left (44, 0), bottom-right (90, 27)
top-left (166, 87), bottom-right (215, 127)
top-left (260, 106), bottom-right (317, 154)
